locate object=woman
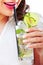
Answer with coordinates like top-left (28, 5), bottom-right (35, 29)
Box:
top-left (0, 0), bottom-right (29, 65)
top-left (0, 0), bottom-right (26, 65)
top-left (0, 0), bottom-right (43, 65)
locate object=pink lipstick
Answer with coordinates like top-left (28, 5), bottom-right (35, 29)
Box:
top-left (4, 2), bottom-right (16, 10)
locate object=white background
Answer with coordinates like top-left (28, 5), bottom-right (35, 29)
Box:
top-left (26, 0), bottom-right (43, 17)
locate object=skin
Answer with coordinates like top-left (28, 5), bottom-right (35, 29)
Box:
top-left (0, 0), bottom-right (21, 17)
top-left (23, 28), bottom-right (43, 48)
top-left (0, 1), bottom-right (43, 62)
top-left (0, 0), bottom-right (21, 32)
top-left (23, 28), bottom-right (43, 62)
top-left (0, 0), bottom-right (43, 48)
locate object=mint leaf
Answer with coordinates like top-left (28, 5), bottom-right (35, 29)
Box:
top-left (16, 29), bottom-right (25, 34)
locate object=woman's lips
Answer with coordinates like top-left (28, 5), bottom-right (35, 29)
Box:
top-left (4, 2), bottom-right (16, 10)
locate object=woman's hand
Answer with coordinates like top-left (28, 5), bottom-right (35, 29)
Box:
top-left (23, 28), bottom-right (43, 48)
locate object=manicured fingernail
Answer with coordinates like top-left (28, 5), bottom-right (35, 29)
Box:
top-left (22, 34), bottom-right (26, 38)
top-left (23, 40), bottom-right (27, 43)
top-left (25, 29), bottom-right (29, 32)
top-left (22, 35), bottom-right (25, 38)
top-left (25, 44), bottom-right (31, 49)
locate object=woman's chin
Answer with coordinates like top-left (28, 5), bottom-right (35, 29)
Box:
top-left (2, 10), bottom-right (14, 17)
top-left (5, 12), bottom-right (14, 16)
top-left (6, 13), bottom-right (14, 16)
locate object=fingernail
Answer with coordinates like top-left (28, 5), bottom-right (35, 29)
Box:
top-left (23, 40), bottom-right (27, 43)
top-left (25, 44), bottom-right (31, 49)
top-left (22, 34), bottom-right (26, 38)
top-left (25, 29), bottom-right (29, 32)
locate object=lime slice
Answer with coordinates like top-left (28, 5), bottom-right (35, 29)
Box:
top-left (23, 15), bottom-right (32, 28)
top-left (23, 12), bottom-right (40, 28)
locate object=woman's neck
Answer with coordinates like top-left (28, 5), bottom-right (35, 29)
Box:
top-left (0, 14), bottom-right (9, 24)
top-left (0, 14), bottom-right (9, 33)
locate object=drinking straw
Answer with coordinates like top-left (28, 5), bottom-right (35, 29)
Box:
top-left (14, 6), bottom-right (18, 25)
top-left (14, 6), bottom-right (19, 56)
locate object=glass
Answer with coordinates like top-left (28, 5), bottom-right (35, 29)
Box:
top-left (16, 21), bottom-right (34, 65)
top-left (16, 12), bottom-right (43, 65)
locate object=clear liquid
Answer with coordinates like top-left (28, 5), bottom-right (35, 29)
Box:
top-left (17, 35), bottom-right (34, 65)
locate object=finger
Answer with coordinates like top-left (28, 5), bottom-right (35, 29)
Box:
top-left (23, 37), bottom-right (43, 43)
top-left (26, 43), bottom-right (43, 48)
top-left (25, 28), bottom-right (42, 33)
top-left (23, 31), bottom-right (43, 38)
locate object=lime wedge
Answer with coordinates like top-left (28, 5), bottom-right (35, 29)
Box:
top-left (23, 12), bottom-right (39, 28)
